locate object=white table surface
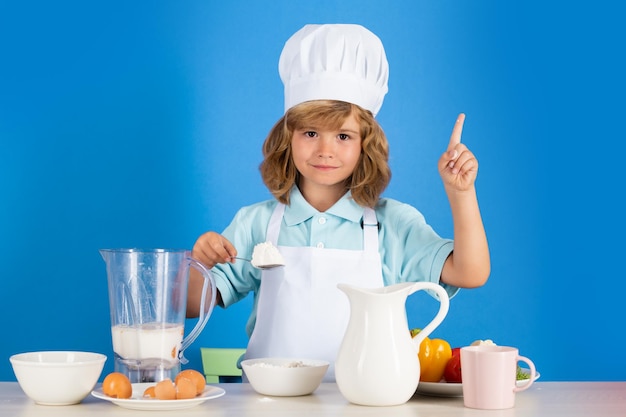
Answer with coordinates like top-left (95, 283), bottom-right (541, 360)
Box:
top-left (2, 381), bottom-right (625, 416)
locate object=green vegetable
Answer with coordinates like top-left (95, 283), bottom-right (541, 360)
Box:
top-left (516, 365), bottom-right (530, 381)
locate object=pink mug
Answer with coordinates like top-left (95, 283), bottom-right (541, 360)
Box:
top-left (461, 345), bottom-right (536, 410)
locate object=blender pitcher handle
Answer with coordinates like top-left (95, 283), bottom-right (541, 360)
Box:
top-left (179, 256), bottom-right (217, 364)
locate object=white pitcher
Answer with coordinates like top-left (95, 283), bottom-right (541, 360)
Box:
top-left (335, 282), bottom-right (449, 406)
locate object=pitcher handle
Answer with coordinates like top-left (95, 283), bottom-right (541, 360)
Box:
top-left (179, 256), bottom-right (217, 364)
top-left (408, 282), bottom-right (450, 348)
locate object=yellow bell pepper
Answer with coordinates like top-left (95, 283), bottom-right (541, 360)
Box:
top-left (411, 328), bottom-right (452, 382)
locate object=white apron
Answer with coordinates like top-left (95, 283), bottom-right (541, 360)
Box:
top-left (246, 203), bottom-right (383, 381)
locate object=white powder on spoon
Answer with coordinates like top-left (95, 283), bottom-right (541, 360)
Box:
top-left (251, 241), bottom-right (286, 268)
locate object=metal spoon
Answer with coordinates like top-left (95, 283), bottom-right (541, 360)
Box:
top-left (231, 257), bottom-right (284, 270)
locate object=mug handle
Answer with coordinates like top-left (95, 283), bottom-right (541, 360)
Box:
top-left (513, 355), bottom-right (536, 392)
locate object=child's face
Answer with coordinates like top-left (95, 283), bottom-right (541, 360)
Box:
top-left (291, 112), bottom-right (362, 197)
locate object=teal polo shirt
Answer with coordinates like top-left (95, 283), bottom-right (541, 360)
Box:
top-left (211, 187), bottom-right (457, 336)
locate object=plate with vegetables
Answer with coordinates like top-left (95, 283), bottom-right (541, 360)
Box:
top-left (416, 367), bottom-right (540, 397)
top-left (410, 331), bottom-right (539, 397)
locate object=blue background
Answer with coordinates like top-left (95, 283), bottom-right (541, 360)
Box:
top-left (1, 1), bottom-right (624, 382)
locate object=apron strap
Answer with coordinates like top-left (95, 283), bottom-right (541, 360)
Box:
top-left (266, 203), bottom-right (285, 245)
top-left (362, 207), bottom-right (379, 255)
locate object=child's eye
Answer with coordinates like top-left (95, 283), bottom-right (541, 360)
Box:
top-left (304, 131), bottom-right (317, 138)
top-left (338, 133), bottom-right (350, 141)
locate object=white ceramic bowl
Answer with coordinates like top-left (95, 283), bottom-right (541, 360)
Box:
top-left (241, 357), bottom-right (329, 397)
top-left (10, 351), bottom-right (107, 405)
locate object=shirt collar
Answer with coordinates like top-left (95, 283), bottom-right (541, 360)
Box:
top-left (284, 186), bottom-right (364, 226)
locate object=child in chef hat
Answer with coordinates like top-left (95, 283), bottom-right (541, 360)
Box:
top-left (187, 24), bottom-right (490, 380)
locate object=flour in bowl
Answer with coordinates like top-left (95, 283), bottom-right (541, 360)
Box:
top-left (249, 361), bottom-right (310, 368)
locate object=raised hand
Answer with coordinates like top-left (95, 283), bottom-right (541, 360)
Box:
top-left (438, 113), bottom-right (478, 192)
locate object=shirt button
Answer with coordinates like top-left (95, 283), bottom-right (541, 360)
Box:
top-left (316, 242), bottom-right (325, 248)
top-left (318, 217), bottom-right (327, 225)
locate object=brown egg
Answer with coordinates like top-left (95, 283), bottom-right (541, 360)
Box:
top-left (102, 372), bottom-right (132, 399)
top-left (175, 377), bottom-right (197, 399)
top-left (154, 379), bottom-right (176, 400)
top-left (143, 385), bottom-right (156, 398)
top-left (175, 369), bottom-right (206, 395)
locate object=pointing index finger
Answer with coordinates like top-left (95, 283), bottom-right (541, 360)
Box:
top-left (447, 113), bottom-right (466, 151)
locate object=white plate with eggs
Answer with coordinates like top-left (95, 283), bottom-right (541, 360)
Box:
top-left (91, 383), bottom-right (225, 410)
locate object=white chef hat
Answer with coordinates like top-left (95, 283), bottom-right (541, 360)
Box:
top-left (279, 24), bottom-right (389, 117)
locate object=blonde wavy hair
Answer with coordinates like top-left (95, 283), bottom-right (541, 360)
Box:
top-left (260, 100), bottom-right (391, 208)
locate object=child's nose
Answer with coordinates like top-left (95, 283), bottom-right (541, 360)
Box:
top-left (316, 136), bottom-right (334, 157)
